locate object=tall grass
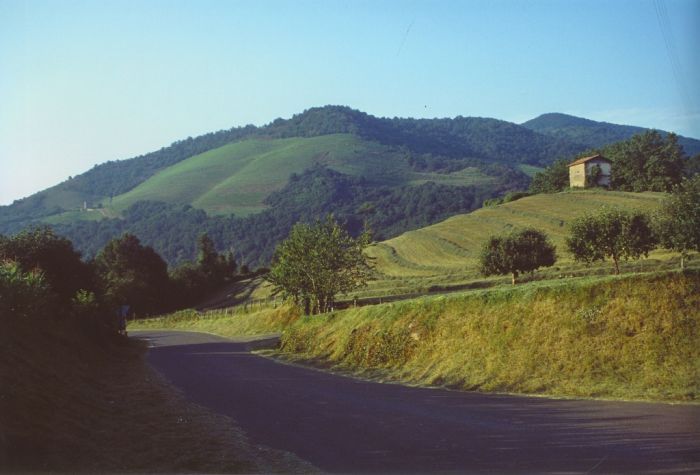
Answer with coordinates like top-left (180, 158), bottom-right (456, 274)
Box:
top-left (280, 270), bottom-right (699, 401)
top-left (136, 270), bottom-right (700, 402)
top-left (130, 304), bottom-right (300, 338)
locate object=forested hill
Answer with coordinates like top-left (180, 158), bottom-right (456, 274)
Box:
top-left (522, 113), bottom-right (700, 156)
top-left (263, 106), bottom-right (584, 165)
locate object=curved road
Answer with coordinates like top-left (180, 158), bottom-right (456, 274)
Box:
top-left (135, 330), bottom-right (700, 473)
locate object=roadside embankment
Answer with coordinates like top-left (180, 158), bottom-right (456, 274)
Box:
top-left (282, 270), bottom-right (699, 401)
top-left (132, 270), bottom-right (700, 402)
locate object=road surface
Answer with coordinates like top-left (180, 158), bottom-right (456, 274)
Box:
top-left (135, 330), bottom-right (700, 473)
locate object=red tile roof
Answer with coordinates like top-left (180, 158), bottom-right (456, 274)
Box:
top-left (567, 154), bottom-right (612, 167)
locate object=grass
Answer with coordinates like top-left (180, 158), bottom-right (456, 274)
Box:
top-left (0, 315), bottom-right (312, 473)
top-left (131, 304), bottom-right (299, 338)
top-left (131, 270), bottom-right (700, 403)
top-left (280, 270), bottom-right (700, 402)
top-left (42, 208), bottom-right (115, 224)
top-left (517, 163), bottom-right (545, 177)
top-left (104, 133), bottom-right (495, 218)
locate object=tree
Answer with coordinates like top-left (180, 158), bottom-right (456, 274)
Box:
top-left (0, 226), bottom-right (94, 307)
top-left (529, 159), bottom-right (570, 193)
top-left (0, 260), bottom-right (50, 320)
top-left (169, 235), bottom-right (238, 307)
top-left (267, 215), bottom-right (371, 314)
top-left (606, 130), bottom-right (685, 192)
top-left (566, 208), bottom-right (657, 274)
top-left (654, 176), bottom-right (700, 269)
top-left (479, 228), bottom-right (556, 285)
top-left (586, 164), bottom-right (603, 187)
top-left (94, 233), bottom-right (171, 316)
top-left (196, 233), bottom-right (236, 283)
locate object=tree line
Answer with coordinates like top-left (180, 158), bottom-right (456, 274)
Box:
top-left (0, 228), bottom-right (241, 335)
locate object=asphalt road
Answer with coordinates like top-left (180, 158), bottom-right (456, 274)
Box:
top-left (135, 330), bottom-right (700, 473)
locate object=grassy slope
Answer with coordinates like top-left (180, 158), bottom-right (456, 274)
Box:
top-left (131, 270), bottom-right (700, 402)
top-left (366, 189), bottom-right (666, 279)
top-left (171, 190), bottom-right (678, 303)
top-left (105, 134), bottom-right (494, 217)
top-left (0, 317), bottom-right (311, 473)
top-left (280, 270), bottom-right (700, 402)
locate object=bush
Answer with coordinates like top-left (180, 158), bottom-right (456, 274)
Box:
top-left (0, 260), bottom-right (51, 320)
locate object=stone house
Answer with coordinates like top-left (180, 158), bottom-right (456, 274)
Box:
top-left (568, 154), bottom-right (612, 188)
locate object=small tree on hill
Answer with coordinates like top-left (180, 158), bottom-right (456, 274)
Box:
top-left (654, 176), bottom-right (700, 269)
top-left (479, 228), bottom-right (557, 285)
top-left (267, 215), bottom-right (371, 315)
top-left (529, 159), bottom-right (570, 194)
top-left (566, 208), bottom-right (656, 274)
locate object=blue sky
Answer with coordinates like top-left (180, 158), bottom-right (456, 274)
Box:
top-left (1, 0), bottom-right (698, 205)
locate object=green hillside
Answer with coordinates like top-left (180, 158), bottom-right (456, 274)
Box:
top-left (366, 190), bottom-right (666, 279)
top-left (109, 134), bottom-right (494, 216)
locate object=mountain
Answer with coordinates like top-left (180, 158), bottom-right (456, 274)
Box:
top-left (522, 113), bottom-right (700, 156)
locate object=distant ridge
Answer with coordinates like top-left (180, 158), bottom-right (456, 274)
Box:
top-left (522, 112), bottom-right (700, 156)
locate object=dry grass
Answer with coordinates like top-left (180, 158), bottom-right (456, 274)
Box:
top-left (0, 317), bottom-right (313, 473)
top-left (139, 270), bottom-right (700, 403)
top-left (280, 270), bottom-right (700, 402)
top-left (130, 304), bottom-right (300, 338)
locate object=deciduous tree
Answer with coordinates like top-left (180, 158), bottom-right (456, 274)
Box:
top-left (606, 131), bottom-right (685, 192)
top-left (94, 233), bottom-right (170, 316)
top-left (0, 226), bottom-right (94, 307)
top-left (479, 228), bottom-right (556, 285)
top-left (267, 216), bottom-right (371, 314)
top-left (654, 176), bottom-right (700, 269)
top-left (566, 208), bottom-right (656, 274)
top-left (529, 159), bottom-right (570, 193)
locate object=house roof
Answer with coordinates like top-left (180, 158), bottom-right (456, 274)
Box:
top-left (567, 154), bottom-right (612, 167)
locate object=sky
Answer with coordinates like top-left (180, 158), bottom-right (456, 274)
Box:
top-left (1, 0), bottom-right (699, 205)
